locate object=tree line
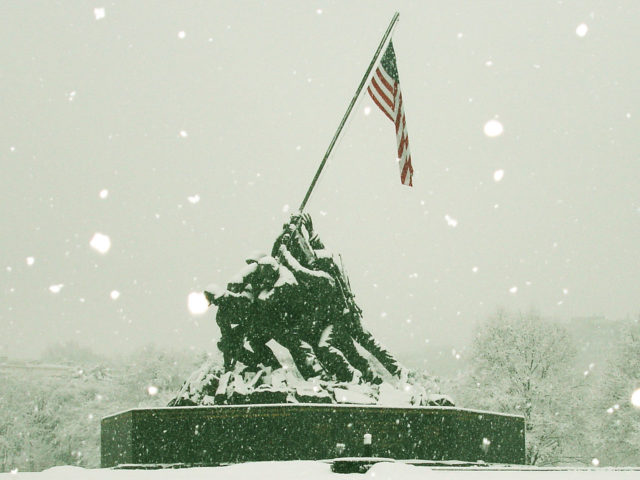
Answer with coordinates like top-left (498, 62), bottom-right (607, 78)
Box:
top-left (1, 312), bottom-right (639, 471)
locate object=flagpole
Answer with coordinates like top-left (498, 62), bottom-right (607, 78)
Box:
top-left (297, 12), bottom-right (400, 213)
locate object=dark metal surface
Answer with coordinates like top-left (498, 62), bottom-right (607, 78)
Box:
top-left (101, 404), bottom-right (525, 468)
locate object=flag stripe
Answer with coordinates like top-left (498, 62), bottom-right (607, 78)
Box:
top-left (401, 156), bottom-right (413, 186)
top-left (367, 87), bottom-right (394, 121)
top-left (370, 76), bottom-right (394, 110)
top-left (377, 67), bottom-right (398, 96)
top-left (398, 132), bottom-right (408, 159)
top-left (367, 79), bottom-right (395, 120)
top-left (394, 93), bottom-right (403, 134)
top-left (375, 69), bottom-right (394, 96)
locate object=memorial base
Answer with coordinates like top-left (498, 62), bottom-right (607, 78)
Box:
top-left (101, 404), bottom-right (525, 467)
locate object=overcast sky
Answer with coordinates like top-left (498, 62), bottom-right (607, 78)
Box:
top-left (1, 1), bottom-right (639, 363)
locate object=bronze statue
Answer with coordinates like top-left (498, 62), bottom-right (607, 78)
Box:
top-left (170, 214), bottom-right (452, 407)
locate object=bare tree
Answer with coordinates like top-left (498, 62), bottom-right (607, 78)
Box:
top-left (456, 310), bottom-right (581, 465)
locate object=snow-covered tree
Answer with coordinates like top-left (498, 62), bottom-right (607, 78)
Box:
top-left (588, 320), bottom-right (640, 466)
top-left (456, 310), bottom-right (582, 465)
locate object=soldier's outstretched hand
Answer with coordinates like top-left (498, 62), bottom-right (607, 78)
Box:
top-left (301, 213), bottom-right (313, 235)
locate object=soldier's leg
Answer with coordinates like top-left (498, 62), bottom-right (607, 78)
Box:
top-left (277, 337), bottom-right (323, 379)
top-left (244, 335), bottom-right (281, 370)
top-left (351, 324), bottom-right (402, 376)
top-left (315, 325), bottom-right (361, 382)
top-left (331, 334), bottom-right (382, 385)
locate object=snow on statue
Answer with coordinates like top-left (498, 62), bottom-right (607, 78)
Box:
top-left (169, 214), bottom-right (452, 407)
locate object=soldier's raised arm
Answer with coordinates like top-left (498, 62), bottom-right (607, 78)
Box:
top-left (278, 243), bottom-right (334, 291)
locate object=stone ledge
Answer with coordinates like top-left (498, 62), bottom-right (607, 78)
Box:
top-left (101, 404), bottom-right (525, 467)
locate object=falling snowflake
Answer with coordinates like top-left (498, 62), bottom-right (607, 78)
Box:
top-left (591, 458), bottom-right (599, 467)
top-left (178, 31), bottom-right (186, 39)
top-left (364, 106), bottom-right (371, 115)
top-left (631, 388), bottom-right (640, 408)
top-left (187, 292), bottom-right (208, 315)
top-left (99, 189), bottom-right (109, 199)
top-left (26, 257), bottom-right (35, 266)
top-left (444, 214), bottom-right (458, 227)
top-left (484, 119), bottom-right (504, 137)
top-left (472, 266), bottom-right (479, 273)
top-left (94, 7), bottom-right (105, 20)
top-left (49, 284), bottom-right (64, 294)
top-left (188, 194), bottom-right (200, 204)
top-left (282, 204), bottom-right (290, 213)
top-left (493, 169), bottom-right (505, 182)
top-left (179, 130), bottom-right (188, 138)
top-left (147, 385), bottom-right (159, 396)
top-left (89, 232), bottom-right (111, 254)
top-left (110, 290), bottom-right (120, 300)
top-left (576, 23), bottom-right (589, 37)
top-left (509, 286), bottom-right (518, 294)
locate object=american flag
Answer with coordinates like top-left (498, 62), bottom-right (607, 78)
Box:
top-left (367, 40), bottom-right (413, 186)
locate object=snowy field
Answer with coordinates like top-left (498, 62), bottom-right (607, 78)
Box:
top-left (2, 462), bottom-right (640, 480)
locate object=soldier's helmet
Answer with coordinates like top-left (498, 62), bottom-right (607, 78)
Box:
top-left (245, 250), bottom-right (267, 264)
top-left (256, 255), bottom-right (280, 286)
top-left (203, 284), bottom-right (225, 305)
top-left (312, 249), bottom-right (335, 271)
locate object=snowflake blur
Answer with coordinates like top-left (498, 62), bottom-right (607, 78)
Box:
top-left (576, 23), bottom-right (589, 37)
top-left (89, 233), bottom-right (111, 254)
top-left (187, 292), bottom-right (208, 315)
top-left (484, 119), bottom-right (504, 137)
top-left (93, 8), bottom-right (105, 20)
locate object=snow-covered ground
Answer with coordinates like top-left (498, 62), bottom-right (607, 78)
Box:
top-left (2, 462), bottom-right (639, 480)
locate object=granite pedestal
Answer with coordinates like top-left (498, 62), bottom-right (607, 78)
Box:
top-left (101, 404), bottom-right (525, 467)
